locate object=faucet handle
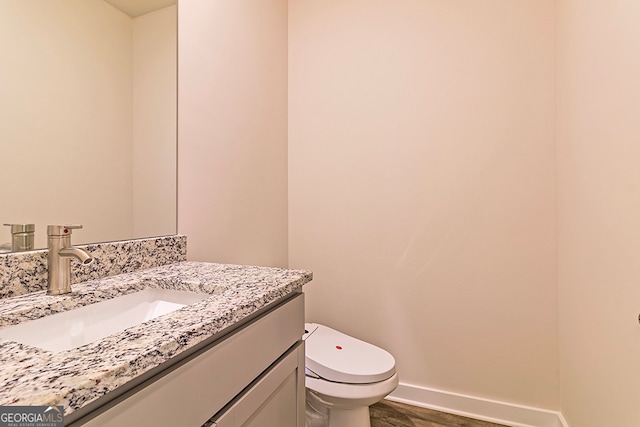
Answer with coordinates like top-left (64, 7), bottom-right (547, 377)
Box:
top-left (47, 224), bottom-right (83, 236)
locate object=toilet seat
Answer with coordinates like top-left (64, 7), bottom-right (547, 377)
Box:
top-left (303, 323), bottom-right (396, 384)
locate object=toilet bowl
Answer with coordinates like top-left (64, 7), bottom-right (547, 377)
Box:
top-left (303, 323), bottom-right (399, 427)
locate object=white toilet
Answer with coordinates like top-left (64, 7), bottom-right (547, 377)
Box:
top-left (303, 323), bottom-right (399, 427)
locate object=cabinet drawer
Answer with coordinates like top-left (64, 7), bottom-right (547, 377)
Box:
top-left (75, 293), bottom-right (304, 427)
top-left (212, 343), bottom-right (304, 427)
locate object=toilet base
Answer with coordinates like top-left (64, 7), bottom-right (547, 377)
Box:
top-left (306, 389), bottom-right (373, 427)
top-left (327, 406), bottom-right (371, 427)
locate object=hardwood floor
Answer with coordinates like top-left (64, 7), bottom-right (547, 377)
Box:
top-left (370, 400), bottom-right (509, 427)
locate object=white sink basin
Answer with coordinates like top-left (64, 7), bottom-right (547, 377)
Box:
top-left (0, 288), bottom-right (210, 353)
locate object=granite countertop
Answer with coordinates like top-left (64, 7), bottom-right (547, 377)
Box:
top-left (0, 261), bottom-right (312, 415)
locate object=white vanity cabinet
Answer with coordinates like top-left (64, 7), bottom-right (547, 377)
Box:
top-left (69, 293), bottom-right (305, 427)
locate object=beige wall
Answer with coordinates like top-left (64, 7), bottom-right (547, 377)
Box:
top-left (176, 0), bottom-right (640, 421)
top-left (132, 5), bottom-right (177, 239)
top-left (177, 0), bottom-right (289, 266)
top-left (289, 0), bottom-right (558, 409)
top-left (557, 1), bottom-right (640, 425)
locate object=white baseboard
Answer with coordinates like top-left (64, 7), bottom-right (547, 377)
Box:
top-left (387, 383), bottom-right (569, 427)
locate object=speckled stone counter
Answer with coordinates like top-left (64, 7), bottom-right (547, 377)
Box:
top-left (0, 235), bottom-right (187, 299)
top-left (0, 261), bottom-right (312, 416)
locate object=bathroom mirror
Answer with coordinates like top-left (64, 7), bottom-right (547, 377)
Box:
top-left (0, 0), bottom-right (177, 252)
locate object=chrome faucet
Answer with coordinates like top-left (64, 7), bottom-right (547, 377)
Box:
top-left (3, 224), bottom-right (35, 252)
top-left (47, 225), bottom-right (94, 295)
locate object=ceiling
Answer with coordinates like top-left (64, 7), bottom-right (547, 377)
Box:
top-left (104, 0), bottom-right (177, 18)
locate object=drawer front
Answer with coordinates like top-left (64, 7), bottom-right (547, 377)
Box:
top-left (212, 343), bottom-right (304, 427)
top-left (76, 293), bottom-right (304, 427)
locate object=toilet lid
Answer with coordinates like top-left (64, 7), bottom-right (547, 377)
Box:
top-left (303, 323), bottom-right (396, 384)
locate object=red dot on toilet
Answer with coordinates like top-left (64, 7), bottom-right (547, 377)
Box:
top-left (336, 345), bottom-right (342, 350)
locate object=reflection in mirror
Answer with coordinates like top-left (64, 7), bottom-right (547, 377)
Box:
top-left (0, 0), bottom-right (177, 253)
top-left (1, 224), bottom-right (35, 252)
